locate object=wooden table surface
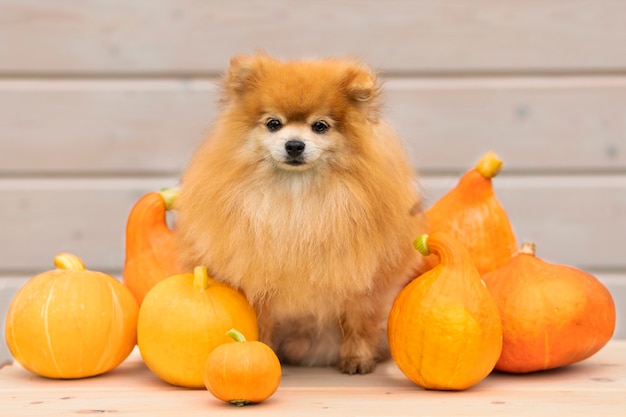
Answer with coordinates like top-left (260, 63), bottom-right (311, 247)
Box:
top-left (1, 340), bottom-right (624, 417)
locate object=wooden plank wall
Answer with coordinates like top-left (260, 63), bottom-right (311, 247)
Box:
top-left (1, 1), bottom-right (625, 361)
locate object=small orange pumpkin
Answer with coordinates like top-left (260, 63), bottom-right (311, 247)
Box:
top-left (425, 151), bottom-right (517, 275)
top-left (388, 232), bottom-right (502, 390)
top-left (137, 266), bottom-right (258, 388)
top-left (204, 328), bottom-right (281, 406)
top-left (4, 253), bottom-right (138, 379)
top-left (123, 188), bottom-right (187, 305)
top-left (483, 242), bottom-right (616, 373)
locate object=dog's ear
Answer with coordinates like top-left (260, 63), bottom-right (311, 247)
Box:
top-left (343, 64), bottom-right (382, 121)
top-left (223, 52), bottom-right (275, 98)
top-left (225, 54), bottom-right (258, 93)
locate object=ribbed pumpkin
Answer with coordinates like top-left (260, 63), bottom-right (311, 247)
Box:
top-left (123, 188), bottom-right (187, 305)
top-left (388, 232), bottom-right (502, 390)
top-left (483, 243), bottom-right (616, 373)
top-left (4, 253), bottom-right (138, 379)
top-left (204, 328), bottom-right (281, 406)
top-left (137, 266), bottom-right (259, 388)
top-left (425, 151), bottom-right (517, 275)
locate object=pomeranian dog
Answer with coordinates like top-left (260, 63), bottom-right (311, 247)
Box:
top-left (175, 53), bottom-right (425, 374)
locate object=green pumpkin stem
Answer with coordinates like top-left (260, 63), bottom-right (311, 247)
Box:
top-left (193, 266), bottom-right (210, 290)
top-left (226, 328), bottom-right (247, 343)
top-left (159, 187), bottom-right (179, 211)
top-left (414, 234), bottom-right (431, 256)
top-left (53, 253), bottom-right (86, 271)
top-left (231, 400), bottom-right (251, 407)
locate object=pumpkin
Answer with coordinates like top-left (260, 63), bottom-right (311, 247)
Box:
top-left (137, 266), bottom-right (259, 388)
top-left (424, 151), bottom-right (517, 275)
top-left (4, 253), bottom-right (138, 379)
top-left (483, 242), bottom-right (616, 373)
top-left (204, 328), bottom-right (281, 406)
top-left (388, 232), bottom-right (502, 390)
top-left (123, 188), bottom-right (187, 305)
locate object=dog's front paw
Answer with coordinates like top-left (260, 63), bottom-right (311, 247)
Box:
top-left (338, 355), bottom-right (378, 375)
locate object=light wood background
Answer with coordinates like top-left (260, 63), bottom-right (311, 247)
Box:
top-left (1, 1), bottom-right (625, 361)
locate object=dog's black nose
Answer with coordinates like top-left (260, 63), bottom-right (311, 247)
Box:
top-left (285, 140), bottom-right (305, 157)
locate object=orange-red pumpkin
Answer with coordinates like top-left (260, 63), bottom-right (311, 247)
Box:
top-left (483, 242), bottom-right (616, 373)
top-left (123, 188), bottom-right (187, 305)
top-left (4, 253), bottom-right (138, 379)
top-left (425, 151), bottom-right (517, 275)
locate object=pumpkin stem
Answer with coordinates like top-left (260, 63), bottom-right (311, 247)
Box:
top-left (414, 232), bottom-right (472, 269)
top-left (475, 151), bottom-right (503, 179)
top-left (520, 242), bottom-right (537, 256)
top-left (193, 266), bottom-right (210, 290)
top-left (159, 188), bottom-right (179, 211)
top-left (53, 253), bottom-right (86, 271)
top-left (414, 234), bottom-right (431, 256)
top-left (230, 400), bottom-right (251, 407)
top-left (226, 328), bottom-right (247, 343)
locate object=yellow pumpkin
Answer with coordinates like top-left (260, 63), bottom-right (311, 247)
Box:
top-left (137, 266), bottom-right (259, 388)
top-left (388, 232), bottom-right (502, 390)
top-left (4, 253), bottom-right (138, 379)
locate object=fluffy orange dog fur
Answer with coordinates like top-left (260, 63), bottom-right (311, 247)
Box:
top-left (175, 53), bottom-right (425, 374)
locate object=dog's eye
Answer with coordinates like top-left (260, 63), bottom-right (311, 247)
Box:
top-left (311, 120), bottom-right (330, 134)
top-left (265, 118), bottom-right (283, 132)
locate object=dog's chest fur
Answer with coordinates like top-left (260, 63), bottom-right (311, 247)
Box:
top-left (215, 171), bottom-right (383, 316)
